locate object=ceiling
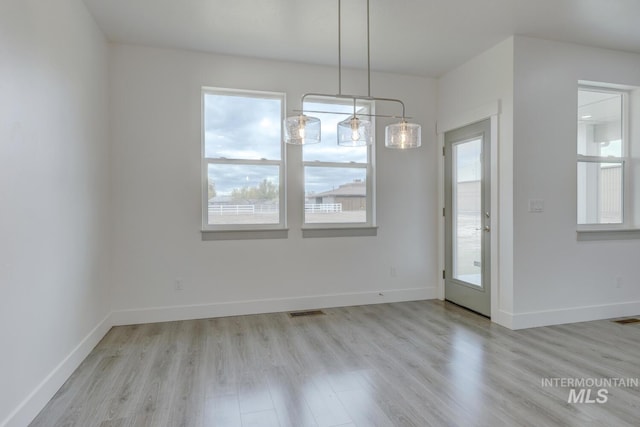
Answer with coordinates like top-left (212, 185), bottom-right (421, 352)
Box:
top-left (82, 0), bottom-right (640, 77)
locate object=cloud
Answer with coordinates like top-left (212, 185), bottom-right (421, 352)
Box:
top-left (204, 93), bottom-right (282, 160)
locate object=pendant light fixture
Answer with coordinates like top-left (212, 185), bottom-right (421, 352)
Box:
top-left (284, 0), bottom-right (421, 149)
top-left (385, 120), bottom-right (422, 149)
top-left (337, 99), bottom-right (372, 147)
top-left (284, 114), bottom-right (321, 145)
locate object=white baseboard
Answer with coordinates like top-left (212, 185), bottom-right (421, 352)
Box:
top-left (1, 313), bottom-right (113, 427)
top-left (493, 310), bottom-right (514, 329)
top-left (111, 287), bottom-right (438, 326)
top-left (508, 300), bottom-right (640, 330)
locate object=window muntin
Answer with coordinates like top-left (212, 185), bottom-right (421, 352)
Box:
top-left (302, 98), bottom-right (374, 227)
top-left (577, 88), bottom-right (627, 226)
top-left (202, 88), bottom-right (285, 230)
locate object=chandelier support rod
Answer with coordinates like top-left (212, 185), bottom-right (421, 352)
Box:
top-left (337, 0), bottom-right (372, 100)
top-left (338, 0), bottom-right (342, 96)
top-left (367, 0), bottom-right (371, 97)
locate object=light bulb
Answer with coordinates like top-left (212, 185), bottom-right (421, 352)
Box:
top-left (399, 122), bottom-right (408, 146)
top-left (351, 118), bottom-right (360, 141)
top-left (297, 115), bottom-right (306, 139)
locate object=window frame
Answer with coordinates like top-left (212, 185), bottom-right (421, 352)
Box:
top-left (577, 85), bottom-right (631, 230)
top-left (201, 87), bottom-right (287, 234)
top-left (301, 96), bottom-right (376, 230)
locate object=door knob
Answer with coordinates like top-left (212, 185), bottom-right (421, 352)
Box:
top-left (484, 225), bottom-right (490, 232)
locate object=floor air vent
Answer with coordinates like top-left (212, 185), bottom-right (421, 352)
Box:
top-left (613, 318), bottom-right (640, 325)
top-left (289, 310), bottom-right (326, 318)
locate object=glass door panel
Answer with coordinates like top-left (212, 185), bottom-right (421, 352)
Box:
top-left (452, 138), bottom-right (483, 287)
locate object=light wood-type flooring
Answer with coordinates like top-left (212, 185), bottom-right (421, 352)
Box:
top-left (31, 300), bottom-right (640, 426)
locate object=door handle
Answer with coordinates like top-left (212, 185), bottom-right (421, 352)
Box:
top-left (484, 225), bottom-right (490, 232)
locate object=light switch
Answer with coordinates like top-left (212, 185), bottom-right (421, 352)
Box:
top-left (529, 199), bottom-right (544, 213)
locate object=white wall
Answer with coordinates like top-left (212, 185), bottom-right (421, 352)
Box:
top-left (512, 36), bottom-right (640, 327)
top-left (437, 37), bottom-right (515, 326)
top-left (109, 44), bottom-right (437, 323)
top-left (0, 0), bottom-right (111, 425)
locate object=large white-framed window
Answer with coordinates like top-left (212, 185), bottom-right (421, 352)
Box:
top-left (302, 97), bottom-right (375, 229)
top-left (202, 88), bottom-right (286, 233)
top-left (577, 86), bottom-right (630, 228)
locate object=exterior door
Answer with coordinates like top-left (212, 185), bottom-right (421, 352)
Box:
top-left (444, 119), bottom-right (491, 317)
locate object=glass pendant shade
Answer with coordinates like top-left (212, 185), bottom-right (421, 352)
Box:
top-left (284, 114), bottom-right (321, 145)
top-left (385, 120), bottom-right (421, 149)
top-left (337, 116), bottom-right (372, 147)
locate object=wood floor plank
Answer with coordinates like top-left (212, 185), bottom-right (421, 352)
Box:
top-left (202, 394), bottom-right (242, 427)
top-left (30, 301), bottom-right (640, 427)
top-left (204, 317), bottom-right (239, 398)
top-left (240, 409), bottom-right (280, 427)
top-left (264, 366), bottom-right (318, 427)
top-left (127, 321), bottom-right (181, 427)
top-left (302, 373), bottom-right (353, 427)
top-left (166, 319), bottom-right (207, 427)
top-left (237, 370), bottom-right (274, 415)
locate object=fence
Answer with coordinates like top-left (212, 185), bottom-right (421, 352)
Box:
top-left (208, 205), bottom-right (278, 215)
top-left (208, 203), bottom-right (342, 215)
top-left (305, 203), bottom-right (342, 213)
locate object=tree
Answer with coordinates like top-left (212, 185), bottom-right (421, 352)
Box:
top-left (231, 179), bottom-right (278, 201)
top-left (256, 179), bottom-right (278, 199)
top-left (208, 181), bottom-right (216, 200)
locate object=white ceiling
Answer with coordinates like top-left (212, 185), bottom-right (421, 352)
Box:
top-left (82, 0), bottom-right (640, 77)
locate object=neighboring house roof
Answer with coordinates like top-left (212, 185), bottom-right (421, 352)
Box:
top-left (313, 181), bottom-right (366, 198)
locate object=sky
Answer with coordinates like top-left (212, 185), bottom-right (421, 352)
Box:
top-left (454, 138), bottom-right (482, 183)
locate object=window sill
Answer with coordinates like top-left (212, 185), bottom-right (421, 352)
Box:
top-left (201, 228), bottom-right (288, 241)
top-left (577, 228), bottom-right (640, 241)
top-left (302, 226), bottom-right (378, 238)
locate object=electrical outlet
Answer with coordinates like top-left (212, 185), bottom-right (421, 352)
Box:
top-left (390, 267), bottom-right (397, 278)
top-left (528, 199), bottom-right (544, 213)
top-left (616, 277), bottom-right (623, 289)
top-left (175, 278), bottom-right (184, 291)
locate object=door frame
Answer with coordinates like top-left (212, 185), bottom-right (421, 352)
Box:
top-left (444, 120), bottom-right (491, 316)
top-left (437, 101), bottom-right (500, 322)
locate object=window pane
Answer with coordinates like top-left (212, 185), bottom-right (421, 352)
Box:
top-left (305, 167), bottom-right (366, 224)
top-left (577, 161), bottom-right (622, 224)
top-left (453, 138), bottom-right (482, 287)
top-left (302, 101), bottom-right (368, 163)
top-left (577, 90), bottom-right (622, 157)
top-left (204, 93), bottom-right (282, 160)
top-left (207, 164), bottom-right (280, 225)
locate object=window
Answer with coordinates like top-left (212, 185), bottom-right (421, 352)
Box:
top-left (202, 88), bottom-right (285, 231)
top-left (577, 87), bottom-right (627, 226)
top-left (303, 98), bottom-right (375, 228)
